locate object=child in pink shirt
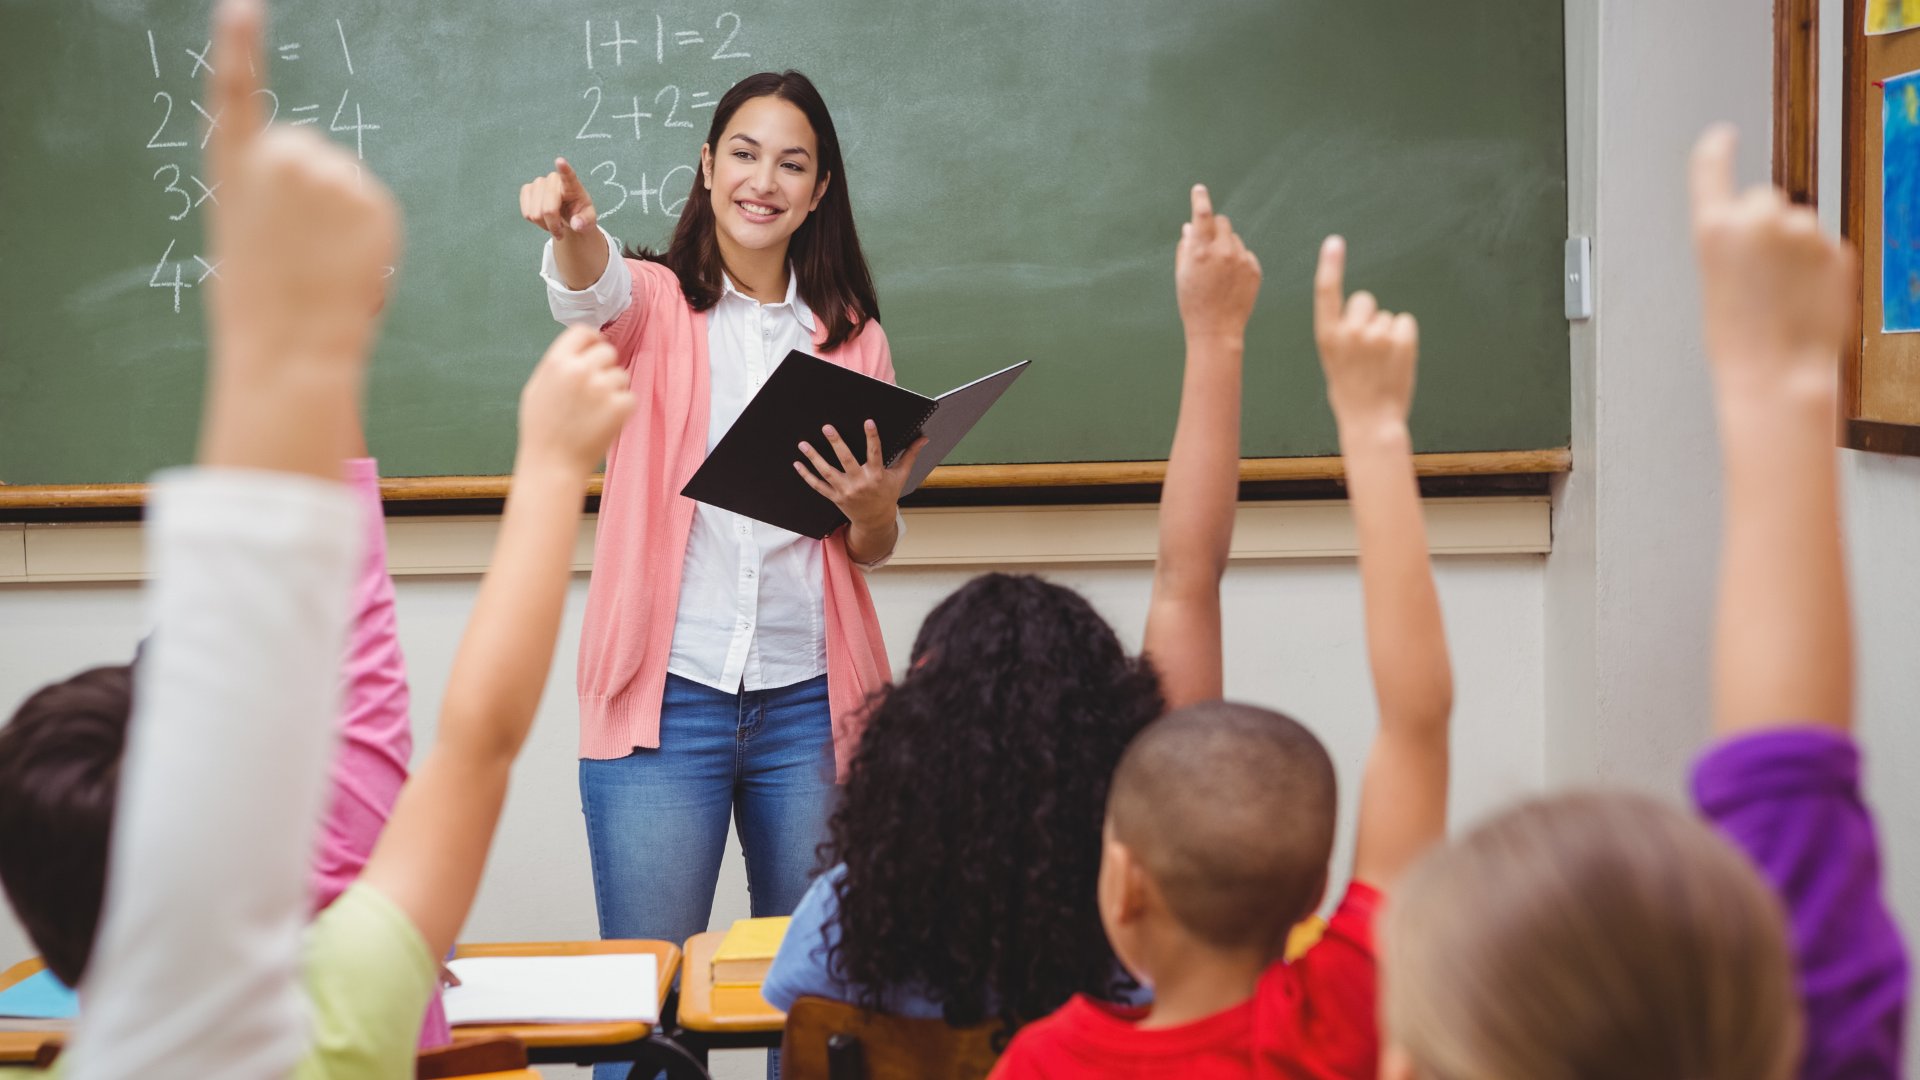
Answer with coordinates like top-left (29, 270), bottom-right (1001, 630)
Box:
top-left (320, 456), bottom-right (449, 1048)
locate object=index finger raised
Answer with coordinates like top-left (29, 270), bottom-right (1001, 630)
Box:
top-left (1190, 183), bottom-right (1215, 242)
top-left (1314, 235), bottom-right (1347, 332)
top-left (1688, 124), bottom-right (1738, 224)
top-left (208, 0), bottom-right (266, 184)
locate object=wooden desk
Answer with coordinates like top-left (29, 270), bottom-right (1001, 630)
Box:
top-left (0, 958), bottom-right (61, 1065)
top-left (670, 915), bottom-right (1327, 1053)
top-left (450, 939), bottom-right (680, 1052)
top-left (4, 943), bottom-right (704, 1075)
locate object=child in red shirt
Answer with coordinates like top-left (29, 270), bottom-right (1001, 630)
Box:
top-left (992, 232), bottom-right (1454, 1080)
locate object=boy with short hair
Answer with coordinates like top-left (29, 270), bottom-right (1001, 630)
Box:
top-left (991, 235), bottom-right (1453, 1079)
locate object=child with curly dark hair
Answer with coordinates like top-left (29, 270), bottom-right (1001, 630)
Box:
top-left (760, 183), bottom-right (1258, 1035)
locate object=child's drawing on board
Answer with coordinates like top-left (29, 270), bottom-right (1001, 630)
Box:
top-left (1883, 71), bottom-right (1920, 331)
top-left (1870, 0), bottom-right (1920, 35)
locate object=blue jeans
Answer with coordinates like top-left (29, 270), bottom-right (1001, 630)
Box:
top-left (580, 673), bottom-right (836, 1080)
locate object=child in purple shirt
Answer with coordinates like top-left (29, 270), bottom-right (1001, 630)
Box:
top-left (1694, 730), bottom-right (1907, 1077)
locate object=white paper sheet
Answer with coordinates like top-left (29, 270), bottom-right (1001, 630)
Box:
top-left (443, 954), bottom-right (659, 1026)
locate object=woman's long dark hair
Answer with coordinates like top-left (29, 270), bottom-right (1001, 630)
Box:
top-left (630, 70), bottom-right (879, 350)
top-left (824, 573), bottom-right (1165, 1036)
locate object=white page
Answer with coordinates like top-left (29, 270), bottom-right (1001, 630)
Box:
top-left (900, 361), bottom-right (1031, 495)
top-left (443, 954), bottom-right (659, 1026)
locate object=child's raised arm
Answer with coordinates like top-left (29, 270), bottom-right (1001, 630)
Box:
top-left (1687, 127), bottom-right (1906, 1079)
top-left (358, 325), bottom-right (634, 959)
top-left (1314, 238), bottom-right (1453, 892)
top-left (1142, 184), bottom-right (1260, 707)
top-left (1690, 127), bottom-right (1854, 738)
top-left (66, 0), bottom-right (399, 1074)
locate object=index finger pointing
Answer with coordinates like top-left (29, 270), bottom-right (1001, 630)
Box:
top-left (208, 0), bottom-right (266, 183)
top-left (1314, 235), bottom-right (1347, 333)
top-left (1190, 184), bottom-right (1215, 242)
top-left (1689, 124), bottom-right (1738, 224)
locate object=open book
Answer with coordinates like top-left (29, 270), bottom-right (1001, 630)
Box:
top-left (682, 354), bottom-right (1029, 538)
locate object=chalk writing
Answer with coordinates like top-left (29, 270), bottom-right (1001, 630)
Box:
top-left (138, 18), bottom-right (385, 311)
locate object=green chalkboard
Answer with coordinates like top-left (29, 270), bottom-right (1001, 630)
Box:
top-left (0, 0), bottom-right (1568, 486)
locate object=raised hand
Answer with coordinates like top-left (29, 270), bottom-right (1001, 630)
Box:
top-left (1175, 184), bottom-right (1262, 340)
top-left (794, 422), bottom-right (925, 533)
top-left (519, 158), bottom-right (600, 239)
top-left (1140, 183), bottom-right (1255, 708)
top-left (1313, 233), bottom-right (1452, 894)
top-left (204, 0), bottom-right (398, 382)
top-left (197, 0), bottom-right (399, 478)
top-left (518, 325), bottom-right (635, 476)
top-left (1689, 125), bottom-right (1853, 396)
top-left (1313, 237), bottom-right (1419, 431)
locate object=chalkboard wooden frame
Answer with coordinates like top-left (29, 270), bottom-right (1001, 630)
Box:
top-left (0, 449), bottom-right (1570, 511)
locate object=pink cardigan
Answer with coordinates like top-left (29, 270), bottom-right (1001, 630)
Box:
top-left (577, 259), bottom-right (893, 779)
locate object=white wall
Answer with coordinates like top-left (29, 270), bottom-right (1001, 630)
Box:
top-left (1545, 0), bottom-right (1775, 793)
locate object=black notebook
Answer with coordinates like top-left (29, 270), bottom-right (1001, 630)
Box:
top-left (682, 352), bottom-right (1030, 539)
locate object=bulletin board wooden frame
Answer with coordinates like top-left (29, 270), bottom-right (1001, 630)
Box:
top-left (1819, 0), bottom-right (1920, 453)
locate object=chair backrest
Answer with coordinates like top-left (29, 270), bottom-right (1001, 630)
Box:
top-left (780, 997), bottom-right (999, 1080)
top-left (416, 1034), bottom-right (529, 1079)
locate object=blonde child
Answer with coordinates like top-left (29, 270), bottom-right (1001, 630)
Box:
top-left (1378, 126), bottom-right (1907, 1080)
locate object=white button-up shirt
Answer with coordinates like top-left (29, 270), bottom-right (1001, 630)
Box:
top-left (542, 230), bottom-right (896, 692)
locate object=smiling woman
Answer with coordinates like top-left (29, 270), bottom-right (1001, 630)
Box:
top-left (514, 70), bottom-right (906, 1080)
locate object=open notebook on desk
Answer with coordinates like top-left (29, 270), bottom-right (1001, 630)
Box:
top-left (682, 354), bottom-right (1029, 538)
top-left (443, 954), bottom-right (659, 1026)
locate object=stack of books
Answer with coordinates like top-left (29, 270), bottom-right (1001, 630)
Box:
top-left (711, 916), bottom-right (791, 991)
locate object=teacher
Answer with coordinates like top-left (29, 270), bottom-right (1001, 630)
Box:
top-left (518, 69), bottom-right (914, 1051)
